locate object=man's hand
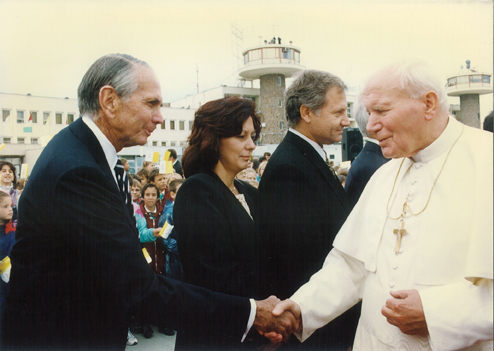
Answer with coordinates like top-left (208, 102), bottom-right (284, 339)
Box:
top-left (381, 289), bottom-right (428, 336)
top-left (254, 297), bottom-right (300, 343)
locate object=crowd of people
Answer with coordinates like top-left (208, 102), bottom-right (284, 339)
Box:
top-left (0, 53), bottom-right (492, 351)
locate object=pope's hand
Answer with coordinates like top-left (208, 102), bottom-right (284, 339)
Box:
top-left (381, 289), bottom-right (428, 336)
top-left (260, 299), bottom-right (302, 344)
top-left (254, 297), bottom-right (300, 343)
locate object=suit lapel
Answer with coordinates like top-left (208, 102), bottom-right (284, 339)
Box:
top-left (69, 118), bottom-right (137, 229)
top-left (285, 132), bottom-right (351, 212)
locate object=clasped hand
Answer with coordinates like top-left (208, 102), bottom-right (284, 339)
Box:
top-left (254, 297), bottom-right (302, 344)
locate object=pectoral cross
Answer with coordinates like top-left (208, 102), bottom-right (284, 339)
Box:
top-left (393, 219), bottom-right (407, 255)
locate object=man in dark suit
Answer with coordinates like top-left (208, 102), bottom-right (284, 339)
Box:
top-left (345, 100), bottom-right (390, 209)
top-left (167, 148), bottom-right (182, 176)
top-left (1, 54), bottom-right (296, 350)
top-left (258, 70), bottom-right (359, 350)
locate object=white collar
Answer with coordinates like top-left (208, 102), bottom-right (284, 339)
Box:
top-left (288, 128), bottom-right (326, 161)
top-left (364, 137), bottom-right (380, 145)
top-left (411, 116), bottom-right (463, 163)
top-left (82, 116), bottom-right (118, 172)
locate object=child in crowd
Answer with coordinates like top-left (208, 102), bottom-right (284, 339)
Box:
top-left (161, 173), bottom-right (183, 204)
top-left (0, 191), bottom-right (16, 336)
top-left (0, 161), bottom-right (20, 222)
top-left (148, 170), bottom-right (167, 200)
top-left (158, 178), bottom-right (184, 281)
top-left (136, 168), bottom-right (149, 187)
top-left (130, 179), bottom-right (143, 213)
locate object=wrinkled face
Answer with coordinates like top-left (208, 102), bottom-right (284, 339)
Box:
top-left (130, 186), bottom-right (141, 202)
top-left (217, 117), bottom-right (257, 176)
top-left (114, 66), bottom-right (163, 149)
top-left (0, 196), bottom-right (13, 223)
top-left (364, 85), bottom-right (425, 158)
top-left (143, 186), bottom-right (158, 209)
top-left (308, 87), bottom-right (350, 147)
top-left (0, 165), bottom-right (14, 186)
top-left (154, 174), bottom-right (167, 192)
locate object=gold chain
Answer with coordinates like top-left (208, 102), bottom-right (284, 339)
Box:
top-left (387, 125), bottom-right (464, 220)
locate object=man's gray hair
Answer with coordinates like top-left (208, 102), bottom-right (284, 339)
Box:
top-left (77, 54), bottom-right (149, 118)
top-left (285, 70), bottom-right (347, 127)
top-left (354, 96), bottom-right (369, 138)
top-left (365, 60), bottom-right (449, 115)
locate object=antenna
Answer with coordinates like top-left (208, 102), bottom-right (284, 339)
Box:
top-left (231, 23), bottom-right (243, 71)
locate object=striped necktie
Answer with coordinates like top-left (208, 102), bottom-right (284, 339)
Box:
top-left (114, 159), bottom-right (130, 205)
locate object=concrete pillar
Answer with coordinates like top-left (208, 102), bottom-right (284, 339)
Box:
top-left (259, 74), bottom-right (286, 144)
top-left (459, 94), bottom-right (481, 128)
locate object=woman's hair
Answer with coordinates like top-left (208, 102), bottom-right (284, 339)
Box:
top-left (0, 161), bottom-right (17, 188)
top-left (131, 179), bottom-right (141, 188)
top-left (141, 182), bottom-right (159, 199)
top-left (181, 97), bottom-right (262, 178)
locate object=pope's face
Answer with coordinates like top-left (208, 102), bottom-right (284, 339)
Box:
top-left (114, 67), bottom-right (163, 150)
top-left (364, 85), bottom-right (426, 159)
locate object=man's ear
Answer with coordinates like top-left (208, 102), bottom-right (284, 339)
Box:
top-left (99, 85), bottom-right (119, 118)
top-left (300, 105), bottom-right (313, 124)
top-left (423, 91), bottom-right (440, 121)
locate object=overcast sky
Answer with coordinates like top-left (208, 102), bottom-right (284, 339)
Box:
top-left (1, 0), bottom-right (492, 116)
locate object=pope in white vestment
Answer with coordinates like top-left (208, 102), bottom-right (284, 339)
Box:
top-left (272, 62), bottom-right (493, 351)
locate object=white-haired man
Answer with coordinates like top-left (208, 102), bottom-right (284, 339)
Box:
top-left (268, 61), bottom-right (493, 350)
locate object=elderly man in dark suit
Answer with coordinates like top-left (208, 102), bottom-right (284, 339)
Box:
top-left (345, 99), bottom-right (390, 209)
top-left (1, 54), bottom-right (296, 351)
top-left (258, 70), bottom-right (359, 350)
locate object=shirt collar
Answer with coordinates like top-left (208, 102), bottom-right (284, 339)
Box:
top-left (82, 116), bottom-right (118, 171)
top-left (288, 128), bottom-right (326, 161)
top-left (411, 116), bottom-right (464, 163)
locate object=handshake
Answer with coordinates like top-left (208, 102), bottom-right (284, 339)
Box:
top-left (253, 296), bottom-right (302, 345)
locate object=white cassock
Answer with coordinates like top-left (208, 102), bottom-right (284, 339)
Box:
top-left (291, 116), bottom-right (493, 351)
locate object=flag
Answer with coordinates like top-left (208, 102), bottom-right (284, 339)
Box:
top-left (28, 113), bottom-right (32, 122)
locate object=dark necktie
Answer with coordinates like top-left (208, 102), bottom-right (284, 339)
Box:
top-left (114, 159), bottom-right (131, 205)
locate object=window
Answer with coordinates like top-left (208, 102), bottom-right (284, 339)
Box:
top-left (278, 77), bottom-right (282, 86)
top-left (244, 54), bottom-right (248, 64)
top-left (30, 111), bottom-right (38, 123)
top-left (458, 76), bottom-right (468, 84)
top-left (171, 141), bottom-right (176, 146)
top-left (347, 103), bottom-right (352, 118)
top-left (67, 113), bottom-right (74, 124)
top-left (161, 120), bottom-right (166, 129)
top-left (56, 113), bottom-right (62, 124)
top-left (482, 75), bottom-right (490, 84)
top-left (3, 137), bottom-right (11, 144)
top-left (280, 122), bottom-right (284, 130)
top-left (189, 121), bottom-right (193, 130)
top-left (17, 138), bottom-right (25, 144)
top-left (470, 75), bottom-right (481, 83)
top-left (43, 112), bottom-right (50, 125)
top-left (161, 142), bottom-right (167, 146)
top-left (279, 99), bottom-right (283, 108)
top-left (448, 77), bottom-right (457, 86)
top-left (179, 121), bottom-right (185, 130)
top-left (283, 49), bottom-right (291, 59)
top-left (2, 110), bottom-right (10, 122)
top-left (31, 138), bottom-right (39, 145)
top-left (17, 111), bottom-right (24, 124)
top-left (170, 121), bottom-right (175, 130)
top-left (180, 141), bottom-right (185, 147)
top-left (152, 141), bottom-right (157, 146)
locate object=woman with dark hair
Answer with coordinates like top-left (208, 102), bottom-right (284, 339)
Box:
top-left (0, 162), bottom-right (20, 222)
top-left (174, 97), bottom-right (267, 350)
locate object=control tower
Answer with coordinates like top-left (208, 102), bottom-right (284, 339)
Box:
top-left (238, 41), bottom-right (304, 144)
top-left (446, 60), bottom-right (492, 128)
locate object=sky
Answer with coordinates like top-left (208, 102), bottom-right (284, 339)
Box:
top-left (0, 0), bottom-right (492, 116)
